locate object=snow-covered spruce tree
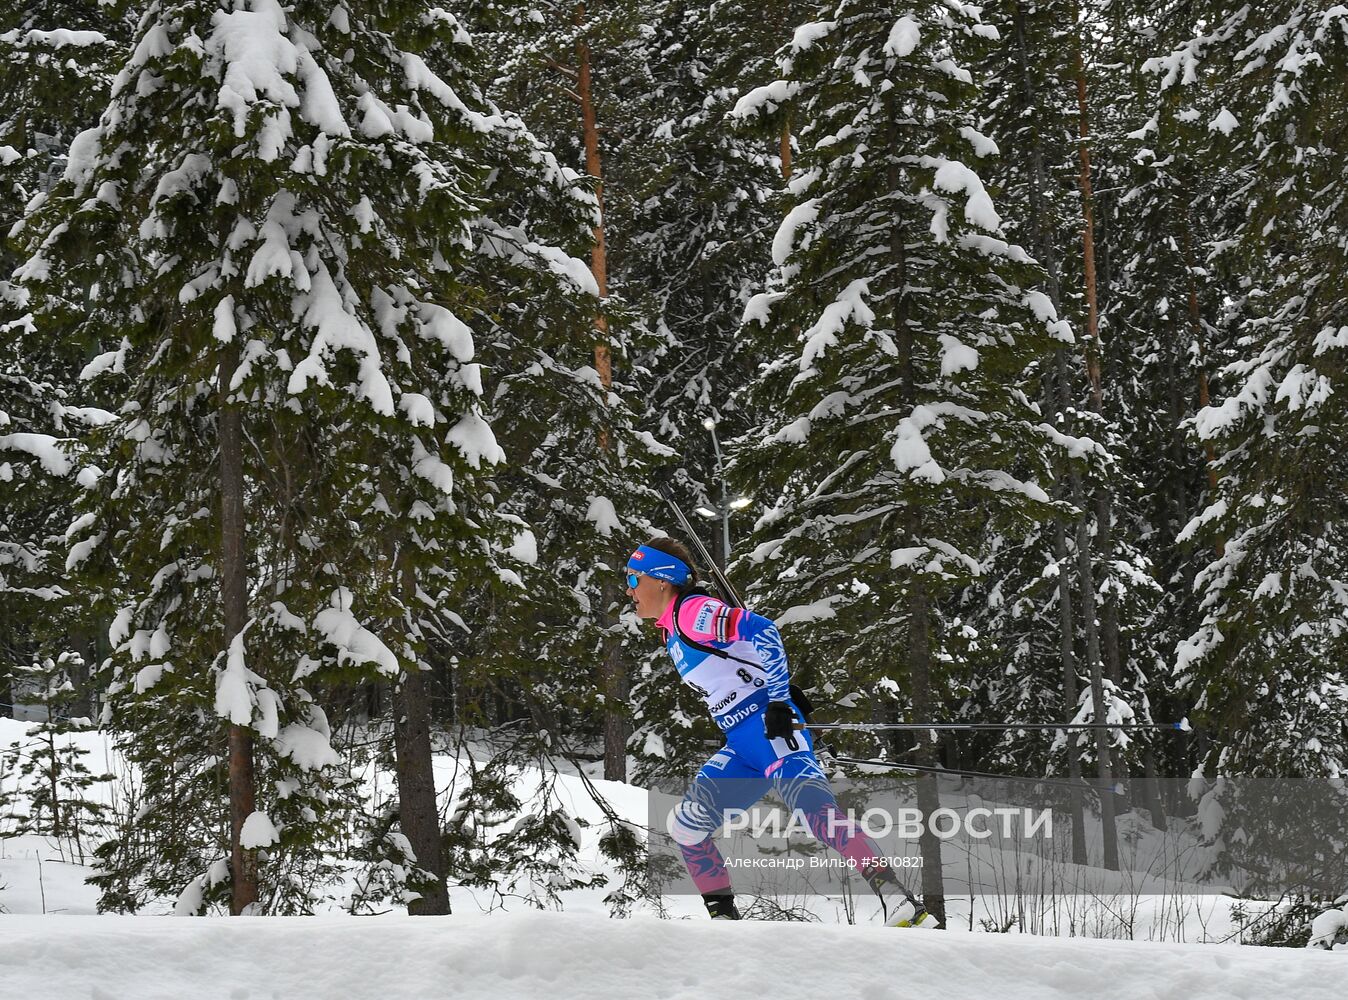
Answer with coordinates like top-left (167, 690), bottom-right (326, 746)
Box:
top-left (1149, 3), bottom-right (1348, 905)
top-left (613, 0), bottom-right (810, 444)
top-left (0, 5), bottom-right (126, 720)
top-left (729, 2), bottom-right (1071, 922)
top-left (1168, 3), bottom-right (1348, 779)
top-left (1092, 0), bottom-right (1254, 799)
top-left (6, 652), bottom-right (111, 861)
top-left (454, 1), bottom-right (648, 784)
top-left (17, 0), bottom-right (536, 914)
top-left (963, 0), bottom-right (1173, 853)
top-left (441, 83), bottom-right (683, 912)
top-left (608, 0), bottom-right (823, 785)
top-left (960, 0), bottom-right (1096, 792)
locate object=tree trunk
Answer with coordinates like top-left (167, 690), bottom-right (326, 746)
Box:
top-left (1071, 29), bottom-right (1124, 691)
top-left (575, 4), bottom-right (628, 783)
top-left (1070, 471), bottom-right (1120, 871)
top-left (1070, 10), bottom-right (1122, 869)
top-left (887, 116), bottom-right (945, 919)
top-left (1163, 343), bottom-right (1191, 534)
top-left (393, 677), bottom-right (449, 913)
top-left (908, 579), bottom-right (947, 927)
top-left (1012, 2), bottom-right (1089, 864)
top-left (1053, 511), bottom-right (1088, 865)
top-left (1142, 747), bottom-right (1168, 832)
top-left (0, 628), bottom-right (12, 717)
top-left (219, 342), bottom-right (257, 915)
top-left (1179, 212), bottom-right (1224, 557)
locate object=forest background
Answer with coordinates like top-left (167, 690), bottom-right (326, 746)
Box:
top-left (2, 0), bottom-right (1345, 940)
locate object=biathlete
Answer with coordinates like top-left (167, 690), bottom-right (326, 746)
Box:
top-left (626, 536), bottom-right (933, 925)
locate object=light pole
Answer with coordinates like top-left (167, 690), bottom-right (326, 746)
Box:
top-left (697, 417), bottom-right (751, 569)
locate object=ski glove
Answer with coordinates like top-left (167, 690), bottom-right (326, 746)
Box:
top-left (764, 701), bottom-right (799, 749)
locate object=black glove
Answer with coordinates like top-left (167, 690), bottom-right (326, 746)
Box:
top-left (764, 701), bottom-right (798, 746)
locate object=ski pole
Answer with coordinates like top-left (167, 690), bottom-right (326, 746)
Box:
top-left (801, 720), bottom-right (1192, 734)
top-left (827, 754), bottom-right (1126, 796)
top-left (656, 482), bottom-right (743, 607)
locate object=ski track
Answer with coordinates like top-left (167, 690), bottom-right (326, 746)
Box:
top-left (1, 911), bottom-right (1344, 1000)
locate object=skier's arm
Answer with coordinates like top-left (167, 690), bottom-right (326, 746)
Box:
top-left (741, 613), bottom-right (792, 704)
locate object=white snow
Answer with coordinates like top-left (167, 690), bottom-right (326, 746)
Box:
top-left (729, 80), bottom-right (800, 119)
top-left (209, 0), bottom-right (300, 137)
top-left (800, 279), bottom-right (874, 368)
top-left (275, 724), bottom-right (342, 771)
top-left (415, 301), bottom-right (476, 362)
top-left (507, 529), bottom-right (539, 565)
top-left (0, 909), bottom-right (1343, 1000)
top-left (0, 432), bottom-right (72, 476)
top-left (741, 291), bottom-right (784, 327)
top-left (61, 127), bottom-right (102, 191)
top-left (401, 52), bottom-right (496, 133)
top-left (1309, 904), bottom-right (1348, 949)
top-left (215, 632), bottom-right (257, 725)
top-left (959, 126), bottom-right (999, 157)
top-left (1024, 290), bottom-right (1075, 342)
top-left (769, 416), bottom-right (812, 444)
top-left (398, 392), bottom-right (436, 427)
top-left (926, 157), bottom-right (1001, 231)
top-left (775, 596), bottom-right (843, 627)
top-left (64, 532), bottom-right (105, 572)
top-left (0, 28), bottom-right (107, 48)
top-left (212, 295), bottom-right (237, 343)
top-left (891, 546), bottom-right (931, 569)
top-left (2, 716), bottom-right (1346, 996)
top-left (938, 334), bottom-right (979, 376)
top-left (891, 406), bottom-right (945, 483)
top-left (523, 242), bottom-right (600, 297)
top-left (288, 256), bottom-right (395, 416)
top-left (789, 20), bottom-right (837, 53)
top-left (1209, 107), bottom-right (1239, 134)
top-left (883, 16), bottom-right (922, 58)
top-left (313, 588), bottom-right (400, 676)
top-left (445, 411), bottom-right (505, 468)
top-left (586, 495), bottom-right (621, 537)
top-left (239, 810), bottom-right (281, 849)
top-left (771, 198), bottom-right (820, 266)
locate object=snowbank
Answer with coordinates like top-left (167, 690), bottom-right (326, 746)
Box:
top-left (1, 909), bottom-right (1343, 1000)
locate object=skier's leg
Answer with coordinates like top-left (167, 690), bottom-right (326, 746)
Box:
top-left (772, 746), bottom-right (930, 926)
top-left (770, 748), bottom-right (880, 869)
top-left (669, 745), bottom-right (768, 914)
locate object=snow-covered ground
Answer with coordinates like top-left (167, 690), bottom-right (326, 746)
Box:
top-left (4, 717), bottom-right (1345, 998)
top-left (3, 910), bottom-right (1345, 1000)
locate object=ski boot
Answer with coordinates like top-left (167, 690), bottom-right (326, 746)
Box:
top-left (861, 862), bottom-right (934, 928)
top-left (702, 891), bottom-right (741, 921)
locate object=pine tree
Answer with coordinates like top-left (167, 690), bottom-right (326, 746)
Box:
top-left (1121, 2), bottom-right (1348, 902)
top-left (968, 0), bottom-right (1182, 857)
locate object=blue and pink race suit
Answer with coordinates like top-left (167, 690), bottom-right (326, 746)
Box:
top-left (658, 594), bottom-right (886, 895)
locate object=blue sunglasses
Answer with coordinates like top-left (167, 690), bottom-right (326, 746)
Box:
top-left (625, 571), bottom-right (642, 589)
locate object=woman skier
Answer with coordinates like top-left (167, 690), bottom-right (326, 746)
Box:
top-left (626, 536), bottom-right (933, 925)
